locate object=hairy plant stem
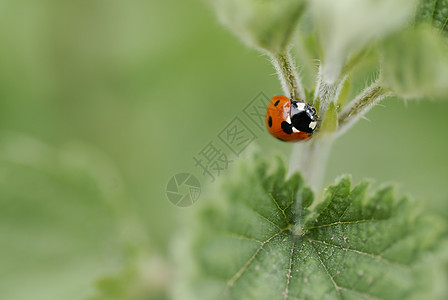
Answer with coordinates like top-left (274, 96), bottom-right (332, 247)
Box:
top-left (273, 59), bottom-right (388, 198)
top-left (288, 137), bottom-right (333, 194)
top-left (287, 63), bottom-right (346, 194)
top-left (270, 51), bottom-right (305, 101)
top-left (336, 81), bottom-right (391, 137)
top-left (270, 55), bottom-right (332, 193)
top-left (314, 64), bottom-right (348, 117)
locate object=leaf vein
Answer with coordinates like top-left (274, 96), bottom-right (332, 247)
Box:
top-left (307, 219), bottom-right (379, 231)
top-left (306, 238), bottom-right (342, 299)
top-left (441, 16), bottom-right (448, 33)
top-left (240, 200), bottom-right (283, 230)
top-left (338, 200), bottom-right (353, 222)
top-left (282, 238), bottom-right (296, 300)
top-left (308, 238), bottom-right (411, 270)
top-left (226, 229), bottom-right (286, 289)
top-left (307, 238), bottom-right (386, 300)
top-left (222, 232), bottom-right (263, 244)
top-left (269, 193), bottom-right (291, 226)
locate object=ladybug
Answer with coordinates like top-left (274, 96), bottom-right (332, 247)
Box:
top-left (266, 95), bottom-right (318, 142)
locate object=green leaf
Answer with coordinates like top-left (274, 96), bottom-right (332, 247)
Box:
top-left (415, 0), bottom-right (448, 35)
top-left (310, 0), bottom-right (417, 84)
top-left (335, 76), bottom-right (351, 110)
top-left (318, 102), bottom-right (338, 134)
top-left (381, 26), bottom-right (448, 99)
top-left (208, 0), bottom-right (306, 53)
top-left (174, 155), bottom-right (448, 300)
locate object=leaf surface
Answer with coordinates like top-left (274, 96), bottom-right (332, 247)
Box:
top-left (175, 155), bottom-right (447, 300)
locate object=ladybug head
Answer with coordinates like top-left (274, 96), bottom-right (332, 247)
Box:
top-left (290, 101), bottom-right (318, 134)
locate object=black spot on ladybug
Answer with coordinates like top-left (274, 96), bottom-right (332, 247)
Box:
top-left (277, 137), bottom-right (286, 142)
top-left (291, 111), bottom-right (314, 134)
top-left (268, 116), bottom-right (273, 127)
top-left (274, 100), bottom-right (280, 106)
top-left (281, 121), bottom-right (293, 134)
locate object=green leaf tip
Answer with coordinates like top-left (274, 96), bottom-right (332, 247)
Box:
top-left (174, 155), bottom-right (448, 300)
top-left (209, 0), bottom-right (307, 53)
top-left (381, 25), bottom-right (448, 99)
top-left (318, 101), bottom-right (338, 134)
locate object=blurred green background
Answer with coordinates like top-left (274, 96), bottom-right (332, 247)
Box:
top-left (0, 1), bottom-right (447, 299)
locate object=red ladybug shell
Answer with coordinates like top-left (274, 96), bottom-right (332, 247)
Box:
top-left (266, 95), bottom-right (313, 142)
